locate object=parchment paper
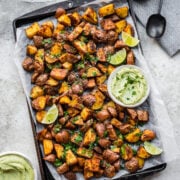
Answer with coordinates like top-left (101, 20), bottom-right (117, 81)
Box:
top-left (14, 0), bottom-right (179, 179)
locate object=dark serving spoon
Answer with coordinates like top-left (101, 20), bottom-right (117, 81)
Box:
top-left (146, 0), bottom-right (166, 38)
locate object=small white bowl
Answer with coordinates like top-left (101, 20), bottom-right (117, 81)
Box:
top-left (107, 65), bottom-right (150, 108)
top-left (0, 151), bottom-right (37, 180)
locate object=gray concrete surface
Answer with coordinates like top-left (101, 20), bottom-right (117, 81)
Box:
top-left (0, 0), bottom-right (179, 179)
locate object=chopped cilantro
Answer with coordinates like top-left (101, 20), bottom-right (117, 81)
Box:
top-left (135, 132), bottom-right (142, 137)
top-left (59, 30), bottom-right (65, 34)
top-left (53, 123), bottom-right (62, 134)
top-left (54, 158), bottom-right (62, 167)
top-left (64, 111), bottom-right (69, 117)
top-left (42, 38), bottom-right (52, 44)
top-left (132, 148), bottom-right (137, 155)
top-left (92, 71), bottom-right (97, 76)
top-left (74, 132), bottom-right (83, 143)
top-left (103, 130), bottom-right (108, 137)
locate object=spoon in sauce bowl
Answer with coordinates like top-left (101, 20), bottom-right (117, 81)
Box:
top-left (146, 0), bottom-right (166, 38)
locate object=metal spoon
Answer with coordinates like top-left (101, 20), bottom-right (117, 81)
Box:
top-left (146, 0), bottom-right (166, 38)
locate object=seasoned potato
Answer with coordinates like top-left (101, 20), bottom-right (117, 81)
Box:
top-left (26, 45), bottom-right (37, 55)
top-left (59, 96), bottom-right (71, 104)
top-left (58, 14), bottom-right (71, 26)
top-left (136, 156), bottom-right (145, 169)
top-left (59, 53), bottom-right (80, 63)
top-left (55, 7), bottom-right (66, 18)
top-left (82, 7), bottom-right (98, 24)
top-left (111, 118), bottom-right (122, 129)
top-left (87, 67), bottom-right (101, 78)
top-left (30, 85), bottom-right (44, 99)
top-left (73, 40), bottom-right (87, 54)
top-left (84, 158), bottom-right (100, 172)
top-left (62, 62), bottom-right (73, 71)
top-left (91, 90), bottom-right (105, 110)
top-left (83, 128), bottom-right (96, 146)
top-left (125, 128), bottom-right (141, 143)
top-left (103, 101), bottom-right (116, 110)
top-left (141, 129), bottom-right (156, 141)
top-left (22, 57), bottom-right (34, 71)
top-left (42, 21), bottom-right (54, 30)
top-left (137, 110), bottom-right (149, 122)
top-left (66, 149), bottom-right (78, 166)
top-left (53, 23), bottom-right (65, 37)
top-left (96, 75), bottom-right (107, 85)
top-left (71, 115), bottom-right (84, 126)
top-left (107, 64), bottom-right (115, 75)
top-left (84, 169), bottom-right (93, 179)
top-left (50, 68), bottom-right (68, 80)
top-left (137, 146), bottom-right (151, 159)
top-left (45, 54), bottom-right (58, 64)
top-left (57, 163), bottom-right (69, 174)
top-left (37, 25), bottom-right (53, 38)
top-left (77, 147), bottom-right (93, 158)
top-left (106, 124), bottom-right (117, 140)
top-left (59, 81), bottom-right (69, 94)
top-left (54, 144), bottom-right (64, 159)
top-left (127, 50), bottom-right (135, 65)
top-left (68, 26), bottom-right (83, 42)
top-left (125, 157), bottom-right (139, 173)
top-left (115, 6), bottom-right (129, 18)
top-left (121, 144), bottom-right (133, 161)
top-left (77, 157), bottom-right (85, 167)
top-left (124, 23), bottom-right (134, 36)
top-left (50, 42), bottom-right (63, 56)
top-left (25, 22), bottom-right (40, 39)
top-left (43, 154), bottom-right (56, 163)
top-left (69, 12), bottom-right (82, 26)
top-left (80, 107), bottom-right (92, 121)
top-left (67, 108), bottom-right (80, 117)
top-left (55, 130), bottom-right (70, 143)
top-left (43, 139), bottom-right (53, 155)
top-left (115, 20), bottom-right (127, 33)
top-left (86, 78), bottom-right (96, 89)
top-left (98, 4), bottom-right (115, 17)
top-left (97, 63), bottom-right (107, 74)
top-left (46, 77), bottom-right (59, 86)
top-left (32, 96), bottom-right (46, 111)
top-left (96, 109), bottom-right (110, 122)
top-left (36, 111), bottom-right (46, 123)
top-left (35, 49), bottom-right (44, 63)
top-left (103, 149), bottom-right (119, 164)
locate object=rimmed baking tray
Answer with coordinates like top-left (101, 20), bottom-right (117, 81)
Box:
top-left (13, 0), bottom-right (166, 179)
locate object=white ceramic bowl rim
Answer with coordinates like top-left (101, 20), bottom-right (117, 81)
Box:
top-left (107, 65), bottom-right (150, 108)
top-left (0, 151), bottom-right (37, 180)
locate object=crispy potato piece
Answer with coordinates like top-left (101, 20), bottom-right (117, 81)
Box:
top-left (114, 40), bottom-right (127, 49)
top-left (66, 149), bottom-right (78, 166)
top-left (55, 130), bottom-right (70, 143)
top-left (137, 146), bottom-right (151, 159)
top-left (125, 157), bottom-right (139, 173)
top-left (77, 157), bottom-right (85, 167)
top-left (50, 68), bottom-right (68, 80)
top-left (59, 96), bottom-right (71, 104)
top-left (67, 108), bottom-right (80, 117)
top-left (32, 96), bottom-right (46, 111)
top-left (50, 42), bottom-right (63, 56)
top-left (58, 14), bottom-right (71, 26)
top-left (124, 23), bottom-right (134, 36)
top-left (68, 26), bottom-right (83, 41)
top-left (59, 53), bottom-right (80, 63)
top-left (55, 8), bottom-right (66, 18)
top-left (80, 107), bottom-right (92, 121)
top-left (84, 169), bottom-right (93, 179)
top-left (115, 6), bottom-right (129, 18)
top-left (111, 118), bottom-right (122, 129)
top-left (125, 128), bottom-right (141, 143)
top-left (35, 49), bottom-right (44, 63)
top-left (25, 22), bottom-right (40, 39)
top-left (121, 144), bottom-right (133, 161)
top-left (77, 147), bottom-right (93, 158)
top-left (91, 90), bottom-right (105, 110)
top-left (45, 54), bottom-right (58, 64)
top-left (103, 101), bottom-right (116, 110)
top-left (107, 64), bottom-right (115, 75)
top-left (65, 121), bottom-right (76, 130)
top-left (59, 81), bottom-right (69, 94)
top-left (137, 110), bottom-right (149, 122)
top-left (86, 78), bottom-right (96, 89)
top-left (82, 7), bottom-right (98, 24)
top-left (73, 40), bottom-right (87, 54)
top-left (46, 77), bottom-right (59, 86)
top-left (69, 12), bottom-right (82, 26)
top-left (96, 74), bottom-right (107, 85)
top-left (54, 144), bottom-right (64, 159)
top-left (37, 25), bottom-right (53, 38)
top-left (71, 132), bottom-right (82, 145)
top-left (113, 137), bottom-right (123, 147)
top-left (141, 129), bottom-right (156, 141)
top-left (30, 86), bottom-right (44, 99)
top-left (84, 158), bottom-right (100, 172)
top-left (127, 50), bottom-right (135, 65)
top-left (22, 57), bottom-right (34, 71)
top-left (115, 20), bottom-right (127, 33)
top-left (100, 19), bottom-right (116, 31)
top-left (53, 23), bottom-right (65, 37)
top-left (57, 163), bottom-right (69, 174)
top-left (43, 154), bottom-right (56, 163)
top-left (71, 115), bottom-right (84, 126)
top-left (106, 124), bottom-right (117, 140)
top-left (127, 108), bottom-right (137, 119)
top-left (111, 146), bottom-right (120, 154)
top-left (62, 62), bottom-right (73, 71)
top-left (87, 40), bottom-right (96, 54)
top-left (69, 95), bottom-right (83, 110)
top-left (83, 128), bottom-right (96, 146)
top-left (26, 45), bottom-right (37, 55)
top-left (97, 63), bottom-right (107, 74)
top-left (136, 156), bottom-right (145, 169)
top-left (43, 139), bottom-right (53, 155)
top-left (98, 4), bottom-right (115, 17)
top-left (36, 111), bottom-right (46, 123)
top-left (96, 109), bottom-right (110, 122)
top-left (96, 48), bottom-right (106, 62)
top-left (107, 107), bottom-right (117, 117)
top-left (42, 21), bottom-right (54, 30)
top-left (87, 67), bottom-right (101, 78)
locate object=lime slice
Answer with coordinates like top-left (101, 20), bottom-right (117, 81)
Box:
top-left (144, 141), bottom-right (163, 155)
top-left (122, 31), bottom-right (140, 47)
top-left (108, 48), bottom-right (126, 65)
top-left (41, 104), bottom-right (58, 124)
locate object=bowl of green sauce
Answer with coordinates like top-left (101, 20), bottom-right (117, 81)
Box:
top-left (107, 65), bottom-right (150, 107)
top-left (0, 151), bottom-right (36, 180)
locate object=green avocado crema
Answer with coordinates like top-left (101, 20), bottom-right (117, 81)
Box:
top-left (0, 154), bottom-right (34, 180)
top-left (111, 67), bottom-right (148, 105)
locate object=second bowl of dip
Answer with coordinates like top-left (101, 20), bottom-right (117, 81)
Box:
top-left (107, 65), bottom-right (150, 108)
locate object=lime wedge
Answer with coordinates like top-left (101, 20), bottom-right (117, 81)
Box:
top-left (122, 31), bottom-right (140, 47)
top-left (144, 141), bottom-right (163, 155)
top-left (41, 104), bottom-right (58, 124)
top-left (108, 48), bottom-right (126, 65)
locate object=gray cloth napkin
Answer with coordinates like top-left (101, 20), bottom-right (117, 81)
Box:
top-left (132, 0), bottom-right (180, 56)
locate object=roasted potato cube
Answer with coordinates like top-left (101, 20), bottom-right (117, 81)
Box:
top-left (107, 64), bottom-right (115, 75)
top-left (136, 156), bottom-right (145, 169)
top-left (141, 129), bottom-right (156, 141)
top-left (73, 40), bottom-right (87, 54)
top-left (77, 147), bottom-right (93, 158)
top-left (103, 101), bottom-right (116, 110)
top-left (96, 48), bottom-right (106, 62)
top-left (82, 7), bottom-right (98, 24)
top-left (59, 95), bottom-right (71, 104)
top-left (65, 121), bottom-right (76, 130)
top-left (66, 149), bottom-right (78, 166)
top-left (100, 19), bottom-right (116, 31)
top-left (137, 146), bottom-right (151, 159)
top-left (87, 67), bottom-right (101, 77)
top-left (84, 169), bottom-right (93, 179)
top-left (25, 22), bottom-right (40, 39)
top-left (114, 40), bottom-right (127, 49)
top-left (91, 90), bottom-right (105, 110)
top-left (67, 108), bottom-right (80, 117)
top-left (30, 86), bottom-right (44, 99)
top-left (32, 96), bottom-right (46, 111)
top-left (46, 77), bottom-right (59, 86)
top-left (127, 50), bottom-right (135, 65)
top-left (113, 138), bottom-right (123, 147)
top-left (43, 154), bottom-right (56, 163)
top-left (50, 68), bottom-right (68, 80)
top-left (96, 109), bottom-right (110, 122)
top-left (58, 14), bottom-right (71, 26)
top-left (69, 12), bottom-right (82, 26)
top-left (36, 111), bottom-right (46, 123)
top-left (80, 107), bottom-right (92, 121)
top-left (111, 118), bottom-right (122, 129)
top-left (57, 163), bottom-right (69, 174)
top-left (55, 130), bottom-right (70, 143)
top-left (37, 25), bottom-right (53, 38)
top-left (115, 6), bottom-right (129, 18)
top-left (106, 124), bottom-right (117, 140)
top-left (54, 144), bottom-right (64, 159)
top-left (96, 75), bottom-right (107, 85)
top-left (87, 40), bottom-right (96, 54)
top-left (22, 57), bottom-right (34, 72)
top-left (125, 128), bottom-right (141, 143)
top-left (55, 7), bottom-right (66, 18)
top-left (110, 146), bottom-right (120, 153)
top-left (125, 157), bottom-right (139, 173)
top-left (72, 165), bottom-right (83, 172)
top-left (86, 78), bottom-right (96, 89)
top-left (53, 23), bottom-right (65, 37)
top-left (127, 108), bottom-right (137, 119)
top-left (59, 53), bottom-right (80, 63)
top-left (103, 149), bottom-right (120, 164)
top-left (35, 49), bottom-right (44, 63)
top-left (50, 42), bottom-right (62, 56)
top-left (107, 107), bottom-right (117, 117)
top-left (124, 23), bottom-right (134, 36)
top-left (68, 26), bottom-right (83, 41)
top-left (43, 139), bottom-right (53, 155)
top-left (119, 124), bottom-right (133, 134)
top-left (121, 144), bottom-right (133, 161)
top-left (42, 21), bottom-right (54, 30)
top-left (71, 132), bottom-right (83, 145)
top-left (84, 158), bottom-right (100, 172)
top-left (83, 128), bottom-right (96, 146)
top-left (45, 54), bottom-right (58, 64)
top-left (104, 164), bottom-right (115, 178)
top-left (137, 110), bottom-right (149, 122)
top-left (77, 157), bottom-right (85, 167)
top-left (115, 20), bottom-right (127, 33)
top-left (26, 45), bottom-right (37, 55)
top-left (59, 81), bottom-right (69, 94)
top-left (97, 63), bottom-right (107, 74)
top-left (71, 115), bottom-right (84, 126)
top-left (62, 62), bottom-right (73, 71)
top-left (98, 4), bottom-right (115, 17)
